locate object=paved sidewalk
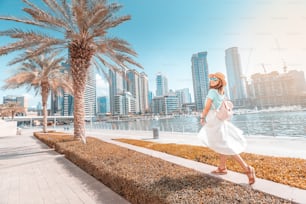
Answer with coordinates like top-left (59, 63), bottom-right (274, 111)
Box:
top-left (2, 128), bottom-right (305, 203)
top-left (0, 130), bottom-right (130, 204)
top-left (86, 129), bottom-right (306, 204)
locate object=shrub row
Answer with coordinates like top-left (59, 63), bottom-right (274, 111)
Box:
top-left (34, 132), bottom-right (292, 204)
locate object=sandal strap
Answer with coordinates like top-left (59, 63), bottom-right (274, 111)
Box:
top-left (212, 167), bottom-right (228, 174)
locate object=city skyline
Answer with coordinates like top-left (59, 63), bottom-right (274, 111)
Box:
top-left (1, 0), bottom-right (306, 107)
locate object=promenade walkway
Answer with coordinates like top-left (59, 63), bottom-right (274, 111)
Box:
top-left (0, 127), bottom-right (305, 203)
top-left (0, 129), bottom-right (129, 204)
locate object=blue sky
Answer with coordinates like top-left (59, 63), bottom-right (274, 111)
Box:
top-left (1, 0), bottom-right (306, 107)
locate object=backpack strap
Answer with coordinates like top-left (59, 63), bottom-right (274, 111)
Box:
top-left (211, 100), bottom-right (224, 111)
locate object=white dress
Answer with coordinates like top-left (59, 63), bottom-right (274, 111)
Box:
top-left (197, 110), bottom-right (247, 155)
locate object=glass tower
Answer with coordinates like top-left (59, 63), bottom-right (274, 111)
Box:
top-left (191, 52), bottom-right (209, 111)
top-left (225, 47), bottom-right (247, 108)
top-left (156, 72), bottom-right (168, 97)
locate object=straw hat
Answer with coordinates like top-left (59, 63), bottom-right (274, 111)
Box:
top-left (209, 72), bottom-right (227, 86)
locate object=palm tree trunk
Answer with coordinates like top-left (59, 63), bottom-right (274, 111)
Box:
top-left (69, 41), bottom-right (93, 144)
top-left (41, 83), bottom-right (49, 133)
top-left (73, 78), bottom-right (87, 143)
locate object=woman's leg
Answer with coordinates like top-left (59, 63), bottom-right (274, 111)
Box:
top-left (219, 154), bottom-right (228, 169)
top-left (232, 154), bottom-right (248, 171)
top-left (212, 154), bottom-right (228, 174)
top-left (232, 154), bottom-right (256, 184)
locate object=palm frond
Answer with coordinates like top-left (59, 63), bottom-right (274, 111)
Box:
top-left (4, 51), bottom-right (71, 99)
top-left (92, 58), bottom-right (111, 84)
top-left (42, 0), bottom-right (71, 25)
top-left (104, 38), bottom-right (137, 56)
top-left (72, 0), bottom-right (88, 33)
top-left (2, 72), bottom-right (36, 89)
top-left (87, 5), bottom-right (109, 30)
top-left (23, 0), bottom-right (72, 32)
top-left (7, 40), bottom-right (65, 65)
top-left (101, 15), bottom-right (131, 31)
top-left (95, 54), bottom-right (121, 73)
top-left (0, 16), bottom-right (45, 27)
top-left (0, 29), bottom-right (61, 56)
top-left (23, 8), bottom-right (68, 31)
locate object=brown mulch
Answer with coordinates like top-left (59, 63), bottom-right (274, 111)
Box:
top-left (115, 139), bottom-right (306, 190)
top-left (34, 132), bottom-right (297, 204)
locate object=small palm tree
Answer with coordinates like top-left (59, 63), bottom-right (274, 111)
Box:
top-left (0, 0), bottom-right (141, 143)
top-left (0, 102), bottom-right (25, 120)
top-left (2, 52), bottom-right (73, 133)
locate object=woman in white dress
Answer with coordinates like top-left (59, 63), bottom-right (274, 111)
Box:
top-left (198, 72), bottom-right (256, 185)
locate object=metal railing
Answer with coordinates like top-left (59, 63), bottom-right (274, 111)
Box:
top-left (18, 117), bottom-right (306, 138)
top-left (81, 119), bottom-right (306, 138)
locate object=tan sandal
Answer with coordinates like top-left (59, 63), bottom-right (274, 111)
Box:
top-left (246, 166), bottom-right (256, 185)
top-left (211, 167), bottom-right (227, 175)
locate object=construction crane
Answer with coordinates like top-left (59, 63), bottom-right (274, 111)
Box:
top-left (261, 63), bottom-right (267, 74)
top-left (275, 38), bottom-right (287, 73)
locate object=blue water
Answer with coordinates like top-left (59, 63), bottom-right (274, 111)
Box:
top-left (94, 111), bottom-right (306, 137)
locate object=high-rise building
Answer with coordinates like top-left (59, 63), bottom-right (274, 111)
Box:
top-left (225, 47), bottom-right (247, 107)
top-left (51, 62), bottom-right (71, 116)
top-left (3, 95), bottom-right (27, 114)
top-left (148, 91), bottom-right (153, 112)
top-left (191, 51), bottom-right (209, 111)
top-left (62, 93), bottom-right (73, 116)
top-left (127, 69), bottom-right (140, 113)
top-left (139, 72), bottom-right (149, 114)
top-left (152, 93), bottom-right (179, 115)
top-left (97, 96), bottom-right (109, 114)
top-left (50, 92), bottom-right (64, 115)
top-left (3, 95), bottom-right (25, 107)
top-left (109, 69), bottom-right (150, 115)
top-left (113, 91), bottom-right (136, 115)
top-left (250, 70), bottom-right (306, 108)
top-left (109, 70), bottom-right (124, 115)
top-left (175, 88), bottom-right (192, 109)
top-left (84, 67), bottom-right (96, 116)
top-left (156, 72), bottom-right (168, 96)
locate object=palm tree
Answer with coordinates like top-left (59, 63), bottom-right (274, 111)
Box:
top-left (2, 52), bottom-right (73, 133)
top-left (0, 0), bottom-right (141, 143)
top-left (0, 102), bottom-right (25, 120)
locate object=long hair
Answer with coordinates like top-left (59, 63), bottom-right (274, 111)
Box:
top-left (210, 80), bottom-right (224, 94)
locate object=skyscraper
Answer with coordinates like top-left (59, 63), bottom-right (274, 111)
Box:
top-left (127, 69), bottom-right (140, 113)
top-left (97, 96), bottom-right (109, 114)
top-left (191, 52), bottom-right (209, 111)
top-left (62, 93), bottom-right (73, 116)
top-left (175, 88), bottom-right (192, 109)
top-left (50, 92), bottom-right (63, 116)
top-left (139, 72), bottom-right (149, 113)
top-left (225, 47), bottom-right (247, 106)
top-left (109, 69), bottom-right (124, 115)
top-left (3, 95), bottom-right (25, 107)
top-left (156, 72), bottom-right (168, 97)
top-left (3, 95), bottom-right (27, 114)
top-left (109, 69), bottom-right (150, 115)
top-left (84, 66), bottom-right (96, 116)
